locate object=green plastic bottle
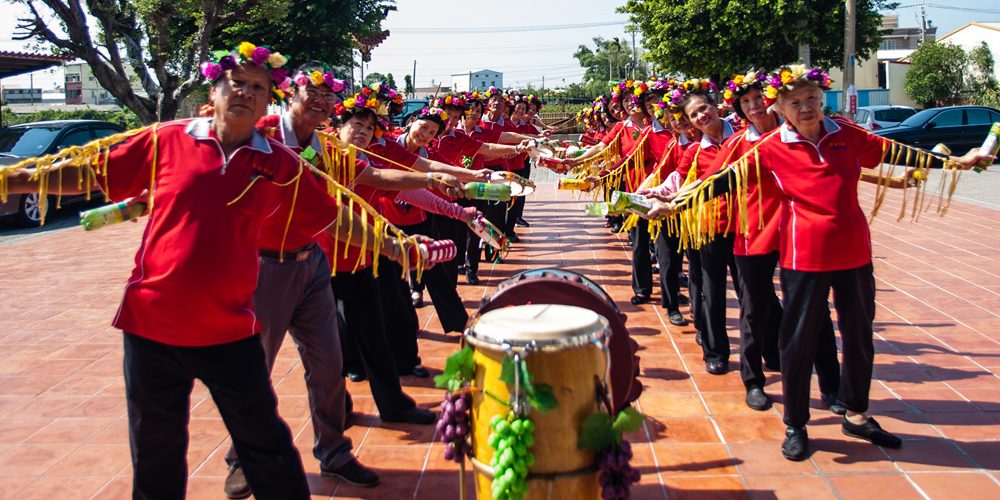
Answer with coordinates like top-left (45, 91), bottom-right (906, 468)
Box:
top-left (80, 201), bottom-right (147, 231)
top-left (464, 182), bottom-right (512, 202)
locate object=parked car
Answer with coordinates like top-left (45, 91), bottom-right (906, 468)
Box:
top-left (854, 105), bottom-right (916, 130)
top-left (874, 105), bottom-right (1000, 156)
top-left (391, 98), bottom-right (428, 127)
top-left (0, 120), bottom-right (124, 226)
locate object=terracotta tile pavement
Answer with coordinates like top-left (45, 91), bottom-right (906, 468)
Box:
top-left (0, 181), bottom-right (999, 498)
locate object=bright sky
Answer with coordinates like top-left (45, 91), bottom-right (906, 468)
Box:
top-left (1, 0), bottom-right (998, 91)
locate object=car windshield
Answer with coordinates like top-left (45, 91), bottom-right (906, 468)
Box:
top-left (874, 108), bottom-right (916, 122)
top-left (897, 108), bottom-right (939, 128)
top-left (0, 126), bottom-right (61, 157)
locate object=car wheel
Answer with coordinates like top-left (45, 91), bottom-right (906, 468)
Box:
top-left (15, 193), bottom-right (50, 227)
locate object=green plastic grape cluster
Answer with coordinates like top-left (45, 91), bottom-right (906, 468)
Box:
top-left (487, 411), bottom-right (536, 500)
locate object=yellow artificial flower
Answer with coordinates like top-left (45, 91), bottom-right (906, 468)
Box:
top-left (633, 87), bottom-right (643, 96)
top-left (765, 87), bottom-right (778, 100)
top-left (367, 97), bottom-right (378, 108)
top-left (238, 42), bottom-right (256, 60)
top-left (343, 97), bottom-right (357, 109)
top-left (781, 70), bottom-right (793, 85)
top-left (310, 71), bottom-right (324, 86)
top-left (733, 75), bottom-right (745, 85)
top-left (274, 89), bottom-right (285, 100)
top-left (441, 111), bottom-right (449, 121)
top-left (267, 53), bottom-right (287, 68)
top-left (723, 90), bottom-right (733, 101)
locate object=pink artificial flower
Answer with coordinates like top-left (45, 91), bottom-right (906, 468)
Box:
top-left (294, 72), bottom-right (310, 87)
top-left (251, 46), bottom-right (271, 66)
top-left (200, 61), bottom-right (222, 81)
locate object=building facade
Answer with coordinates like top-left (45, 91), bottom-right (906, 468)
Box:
top-left (451, 70), bottom-right (503, 92)
top-left (64, 62), bottom-right (146, 105)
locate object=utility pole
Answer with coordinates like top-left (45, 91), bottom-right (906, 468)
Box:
top-left (843, 0), bottom-right (857, 119)
top-left (629, 28), bottom-right (638, 80)
top-left (542, 75), bottom-right (545, 91)
top-left (412, 60), bottom-right (417, 98)
top-left (919, 1), bottom-right (927, 44)
top-left (798, 19), bottom-right (811, 66)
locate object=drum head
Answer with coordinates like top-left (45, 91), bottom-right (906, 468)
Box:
top-left (469, 304), bottom-right (606, 349)
top-left (475, 268), bottom-right (640, 412)
top-left (490, 171), bottom-right (536, 197)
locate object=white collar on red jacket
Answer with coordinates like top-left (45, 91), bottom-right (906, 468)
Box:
top-left (186, 118), bottom-right (271, 154)
top-left (699, 120), bottom-right (734, 150)
top-left (396, 132), bottom-right (429, 158)
top-left (280, 112), bottom-right (323, 152)
top-left (779, 116), bottom-right (841, 144)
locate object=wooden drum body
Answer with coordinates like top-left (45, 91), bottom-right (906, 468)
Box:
top-left (467, 304), bottom-right (608, 500)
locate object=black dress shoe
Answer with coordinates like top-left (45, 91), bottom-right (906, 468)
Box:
top-left (383, 407), bottom-right (436, 425)
top-left (516, 217), bottom-right (529, 227)
top-left (705, 360), bottom-right (727, 375)
top-left (224, 464), bottom-right (251, 499)
top-left (411, 365), bottom-right (430, 378)
top-left (823, 392), bottom-right (846, 415)
top-left (679, 273), bottom-right (689, 288)
top-left (782, 426), bottom-right (809, 461)
top-left (347, 371), bottom-right (366, 382)
top-left (668, 311), bottom-right (688, 326)
top-left (611, 222), bottom-right (623, 233)
top-left (466, 270), bottom-right (480, 285)
top-left (321, 458), bottom-right (380, 487)
top-left (745, 386), bottom-right (770, 411)
top-left (411, 291), bottom-right (424, 308)
top-left (842, 417), bottom-right (902, 448)
top-left (630, 294), bottom-right (651, 305)
top-left (508, 233), bottom-right (520, 243)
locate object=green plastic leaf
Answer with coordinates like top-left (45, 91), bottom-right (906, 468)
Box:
top-left (434, 346), bottom-right (475, 390)
top-left (577, 412), bottom-right (615, 451)
top-left (500, 356), bottom-right (516, 386)
top-left (611, 407), bottom-right (645, 436)
top-left (518, 361), bottom-right (534, 389)
top-left (528, 384), bottom-right (557, 413)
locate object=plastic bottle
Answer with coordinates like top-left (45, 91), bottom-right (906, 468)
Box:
top-left (464, 182), bottom-right (512, 201)
top-left (79, 200), bottom-right (147, 231)
top-left (977, 122), bottom-right (1000, 168)
top-left (609, 191), bottom-right (654, 216)
top-left (558, 178), bottom-right (597, 191)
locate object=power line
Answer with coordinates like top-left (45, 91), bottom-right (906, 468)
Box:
top-left (895, 3), bottom-right (1000, 14)
top-left (392, 21), bottom-right (625, 35)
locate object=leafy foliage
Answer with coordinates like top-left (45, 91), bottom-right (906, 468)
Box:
top-left (617, 0), bottom-right (894, 81)
top-left (573, 37), bottom-right (649, 87)
top-left (578, 407), bottom-right (644, 452)
top-left (905, 41), bottom-right (968, 107)
top-left (433, 346), bottom-right (475, 393)
top-left (500, 357), bottom-right (557, 413)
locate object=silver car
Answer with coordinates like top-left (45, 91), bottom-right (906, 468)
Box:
top-left (0, 120), bottom-right (123, 226)
top-left (854, 105), bottom-right (917, 130)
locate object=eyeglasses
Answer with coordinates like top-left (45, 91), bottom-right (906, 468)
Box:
top-left (304, 88), bottom-right (338, 103)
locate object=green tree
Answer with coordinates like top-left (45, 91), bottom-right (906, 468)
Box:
top-left (617, 0), bottom-right (894, 81)
top-left (385, 73), bottom-right (397, 90)
top-left (905, 42), bottom-right (967, 107)
top-left (404, 75), bottom-right (414, 96)
top-left (574, 37), bottom-right (648, 87)
top-left (363, 72), bottom-right (387, 86)
top-left (13, 0), bottom-right (290, 123)
top-left (967, 42), bottom-right (998, 93)
top-left (218, 1), bottom-right (395, 72)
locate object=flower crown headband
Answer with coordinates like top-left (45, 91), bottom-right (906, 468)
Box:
top-left (434, 94), bottom-right (468, 109)
top-left (766, 65), bottom-right (833, 99)
top-left (668, 78), bottom-right (718, 119)
top-left (723, 70), bottom-right (769, 104)
top-left (293, 68), bottom-right (347, 94)
top-left (337, 82), bottom-right (403, 117)
top-left (483, 86), bottom-right (506, 100)
top-left (419, 106), bottom-right (449, 122)
top-left (609, 80), bottom-right (636, 103)
top-left (199, 41), bottom-right (291, 102)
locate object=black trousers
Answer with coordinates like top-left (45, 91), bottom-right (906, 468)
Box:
top-left (332, 268), bottom-right (416, 417)
top-left (654, 230), bottom-right (683, 312)
top-left (686, 248), bottom-right (703, 333)
top-left (698, 233), bottom-right (740, 363)
top-left (123, 333), bottom-right (309, 500)
top-left (468, 199), bottom-right (506, 273)
top-left (630, 220), bottom-right (653, 296)
top-left (780, 263), bottom-right (875, 428)
top-left (736, 252), bottom-right (842, 392)
top-left (504, 163), bottom-right (530, 234)
top-left (376, 256), bottom-right (422, 372)
top-left (402, 218), bottom-right (469, 333)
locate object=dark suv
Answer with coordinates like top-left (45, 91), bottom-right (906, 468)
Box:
top-left (0, 120), bottom-right (124, 226)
